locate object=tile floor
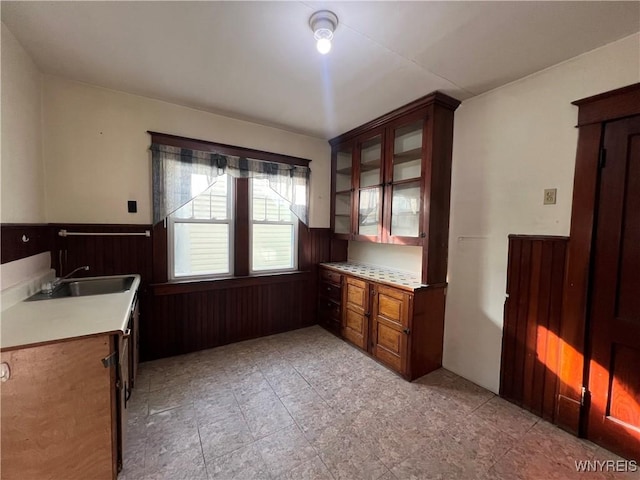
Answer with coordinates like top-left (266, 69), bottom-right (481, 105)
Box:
top-left (120, 326), bottom-right (636, 480)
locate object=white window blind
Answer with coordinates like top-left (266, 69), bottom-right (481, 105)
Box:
top-left (250, 178), bottom-right (297, 273)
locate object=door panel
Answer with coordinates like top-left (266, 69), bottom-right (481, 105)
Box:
top-left (373, 321), bottom-right (404, 372)
top-left (342, 277), bottom-right (369, 350)
top-left (371, 285), bottom-right (410, 375)
top-left (377, 287), bottom-right (409, 328)
top-left (345, 278), bottom-right (367, 311)
top-left (587, 116), bottom-right (640, 461)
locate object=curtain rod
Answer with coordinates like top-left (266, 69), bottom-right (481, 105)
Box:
top-left (58, 229), bottom-right (151, 238)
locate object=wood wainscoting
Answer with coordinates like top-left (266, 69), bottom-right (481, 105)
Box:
top-left (146, 273), bottom-right (314, 360)
top-left (1, 223), bottom-right (341, 362)
top-left (1, 224), bottom-right (56, 264)
top-left (500, 234), bottom-right (568, 422)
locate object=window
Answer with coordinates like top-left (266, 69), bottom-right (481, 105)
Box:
top-left (251, 178), bottom-right (298, 273)
top-left (169, 174), bottom-right (233, 279)
top-left (151, 132), bottom-right (310, 282)
top-left (168, 176), bottom-right (298, 280)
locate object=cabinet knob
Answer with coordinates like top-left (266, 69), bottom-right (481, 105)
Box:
top-left (0, 362), bottom-right (11, 382)
top-left (403, 328), bottom-right (411, 335)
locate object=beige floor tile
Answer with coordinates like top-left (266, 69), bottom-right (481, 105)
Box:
top-left (124, 326), bottom-right (630, 480)
top-left (254, 424), bottom-right (317, 477)
top-left (276, 455), bottom-right (334, 480)
top-left (243, 399), bottom-right (295, 439)
top-left (207, 443), bottom-right (271, 480)
top-left (144, 446), bottom-right (208, 480)
top-left (319, 434), bottom-right (390, 480)
top-left (199, 411), bottom-right (254, 462)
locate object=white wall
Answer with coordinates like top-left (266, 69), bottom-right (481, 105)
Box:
top-left (348, 242), bottom-right (422, 277)
top-left (444, 33), bottom-right (640, 393)
top-left (1, 24), bottom-right (45, 223)
top-left (41, 76), bottom-right (331, 227)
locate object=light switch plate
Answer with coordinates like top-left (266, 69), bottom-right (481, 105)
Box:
top-left (544, 188), bottom-right (557, 205)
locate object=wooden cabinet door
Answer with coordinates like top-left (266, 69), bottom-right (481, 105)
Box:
top-left (371, 285), bottom-right (411, 375)
top-left (342, 276), bottom-right (370, 350)
top-left (331, 142), bottom-right (355, 239)
top-left (383, 112), bottom-right (427, 246)
top-left (0, 336), bottom-right (116, 480)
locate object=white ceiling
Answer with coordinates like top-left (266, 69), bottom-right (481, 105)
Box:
top-left (2, 1), bottom-right (639, 139)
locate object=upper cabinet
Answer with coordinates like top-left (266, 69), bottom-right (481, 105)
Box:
top-left (329, 92), bottom-right (461, 284)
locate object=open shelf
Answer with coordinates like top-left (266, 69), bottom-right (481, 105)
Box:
top-left (334, 213), bottom-right (350, 217)
top-left (335, 189), bottom-right (351, 195)
top-left (391, 178), bottom-right (422, 186)
top-left (360, 158), bottom-right (381, 172)
top-left (336, 167), bottom-right (352, 175)
top-left (393, 148), bottom-right (422, 164)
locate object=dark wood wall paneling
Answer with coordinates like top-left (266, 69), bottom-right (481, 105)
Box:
top-left (500, 234), bottom-right (568, 423)
top-left (147, 273), bottom-right (313, 360)
top-left (52, 224), bottom-right (154, 282)
top-left (2, 222), bottom-right (338, 361)
top-left (1, 224), bottom-right (55, 265)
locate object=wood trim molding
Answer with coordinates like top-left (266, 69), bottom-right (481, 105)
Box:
top-left (557, 84), bottom-right (640, 435)
top-left (148, 131), bottom-right (311, 167)
top-left (151, 271), bottom-right (312, 295)
top-left (329, 91), bottom-right (461, 146)
top-left (572, 83), bottom-right (640, 127)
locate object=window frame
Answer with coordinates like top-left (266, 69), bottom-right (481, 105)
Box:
top-left (249, 178), bottom-right (299, 275)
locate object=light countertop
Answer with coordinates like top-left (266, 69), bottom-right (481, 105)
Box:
top-left (319, 262), bottom-right (427, 291)
top-left (1, 274), bottom-right (141, 350)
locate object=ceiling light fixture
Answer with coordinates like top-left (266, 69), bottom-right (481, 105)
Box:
top-left (309, 10), bottom-right (338, 55)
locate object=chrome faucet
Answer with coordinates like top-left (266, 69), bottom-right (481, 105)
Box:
top-left (42, 266), bottom-right (90, 294)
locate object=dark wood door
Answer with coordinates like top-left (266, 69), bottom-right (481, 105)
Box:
top-left (587, 116), bottom-right (640, 461)
top-left (371, 285), bottom-right (410, 375)
top-left (342, 276), bottom-right (370, 350)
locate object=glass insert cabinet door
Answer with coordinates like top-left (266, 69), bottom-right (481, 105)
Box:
top-left (357, 135), bottom-right (383, 237)
top-left (389, 120), bottom-right (423, 239)
top-left (333, 145), bottom-right (353, 235)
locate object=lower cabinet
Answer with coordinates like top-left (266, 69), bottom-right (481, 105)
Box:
top-left (0, 330), bottom-right (137, 480)
top-left (319, 266), bottom-right (446, 380)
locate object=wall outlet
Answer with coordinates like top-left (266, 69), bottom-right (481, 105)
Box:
top-left (544, 188), bottom-right (557, 205)
top-left (128, 200), bottom-right (137, 213)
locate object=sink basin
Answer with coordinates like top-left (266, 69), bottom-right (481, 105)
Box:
top-left (27, 276), bottom-right (135, 301)
top-left (67, 277), bottom-right (135, 296)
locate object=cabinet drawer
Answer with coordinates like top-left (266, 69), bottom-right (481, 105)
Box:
top-left (320, 269), bottom-right (342, 285)
top-left (319, 298), bottom-right (342, 321)
top-left (320, 281), bottom-right (342, 302)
